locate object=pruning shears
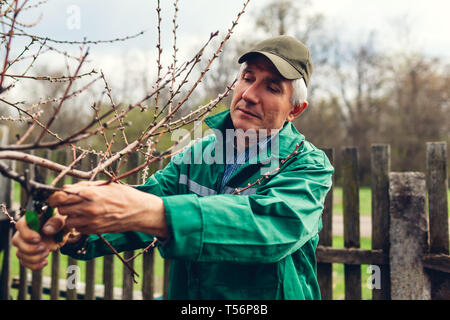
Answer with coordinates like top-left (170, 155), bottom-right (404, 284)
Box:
top-left (21, 169), bottom-right (65, 243)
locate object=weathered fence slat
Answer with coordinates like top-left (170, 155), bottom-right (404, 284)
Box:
top-left (153, 158), bottom-right (171, 300)
top-left (82, 153), bottom-right (99, 300)
top-left (342, 147), bottom-right (361, 300)
top-left (30, 150), bottom-right (50, 300)
top-left (84, 219), bottom-right (96, 297)
top-left (142, 251), bottom-right (155, 300)
top-left (84, 259), bottom-right (96, 300)
top-left (121, 152), bottom-right (140, 300)
top-left (370, 144), bottom-right (391, 300)
top-left (103, 255), bottom-right (114, 300)
top-left (49, 149), bottom-right (67, 300)
top-left (50, 250), bottom-right (60, 300)
top-left (122, 251), bottom-right (134, 300)
top-left (101, 159), bottom-right (117, 300)
top-left (163, 259), bottom-right (170, 300)
top-left (317, 148), bottom-right (334, 300)
top-left (17, 265), bottom-right (27, 300)
top-left (316, 246), bottom-right (388, 265)
top-left (0, 126), bottom-right (13, 300)
top-left (155, 159), bottom-right (171, 300)
top-left (426, 142), bottom-right (450, 299)
top-left (17, 157), bottom-right (34, 300)
top-left (66, 149), bottom-right (85, 300)
top-left (134, 151), bottom-right (156, 300)
top-left (0, 218), bottom-right (12, 299)
top-left (31, 271), bottom-right (43, 300)
top-left (426, 142), bottom-right (449, 253)
top-left (389, 172), bottom-right (431, 299)
top-left (422, 254), bottom-right (450, 274)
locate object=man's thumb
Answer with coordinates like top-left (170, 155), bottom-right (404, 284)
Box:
top-left (42, 215), bottom-right (65, 235)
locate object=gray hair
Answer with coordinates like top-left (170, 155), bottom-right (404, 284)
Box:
top-left (290, 77), bottom-right (308, 107)
top-left (239, 62), bottom-right (308, 107)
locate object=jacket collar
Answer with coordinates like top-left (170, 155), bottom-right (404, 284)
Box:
top-left (204, 109), bottom-right (305, 159)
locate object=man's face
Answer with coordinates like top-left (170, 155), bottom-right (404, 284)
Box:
top-left (230, 55), bottom-right (297, 132)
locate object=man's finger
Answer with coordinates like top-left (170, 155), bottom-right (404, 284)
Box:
top-left (20, 258), bottom-right (48, 271)
top-left (14, 217), bottom-right (41, 244)
top-left (57, 202), bottom-right (93, 216)
top-left (16, 248), bottom-right (49, 265)
top-left (71, 180), bottom-right (106, 187)
top-left (48, 190), bottom-right (85, 207)
top-left (65, 214), bottom-right (92, 231)
top-left (41, 214), bottom-right (66, 235)
top-left (11, 234), bottom-right (47, 255)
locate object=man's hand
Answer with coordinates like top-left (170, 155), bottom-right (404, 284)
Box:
top-left (11, 211), bottom-right (68, 271)
top-left (47, 181), bottom-right (168, 237)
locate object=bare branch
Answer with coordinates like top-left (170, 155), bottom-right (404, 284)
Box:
top-left (1, 203), bottom-right (16, 225)
top-left (0, 0), bottom-right (252, 284)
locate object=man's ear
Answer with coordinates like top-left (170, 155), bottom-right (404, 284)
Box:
top-left (287, 101), bottom-right (308, 121)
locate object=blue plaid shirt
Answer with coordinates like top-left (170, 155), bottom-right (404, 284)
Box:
top-left (219, 134), bottom-right (274, 193)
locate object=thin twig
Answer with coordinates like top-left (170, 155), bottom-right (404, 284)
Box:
top-left (4, 69), bottom-right (97, 82)
top-left (1, 203), bottom-right (16, 225)
top-left (100, 70), bottom-right (128, 146)
top-left (34, 49), bottom-right (89, 144)
top-left (98, 234), bottom-right (139, 283)
top-left (2, 27), bottom-right (147, 45)
top-left (153, 0), bottom-right (163, 122)
top-left (125, 237), bottom-right (158, 262)
top-left (0, 0), bottom-right (20, 90)
top-left (50, 150), bottom-right (88, 187)
top-left (168, 0), bottom-right (179, 114)
top-left (4, 37), bottom-right (34, 72)
top-left (232, 141), bottom-right (304, 195)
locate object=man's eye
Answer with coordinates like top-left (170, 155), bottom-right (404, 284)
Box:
top-left (268, 86), bottom-right (280, 93)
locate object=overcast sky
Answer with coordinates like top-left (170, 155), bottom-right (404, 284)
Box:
top-left (310, 0), bottom-right (450, 58)
top-left (9, 0), bottom-right (450, 101)
top-left (18, 0), bottom-right (450, 54)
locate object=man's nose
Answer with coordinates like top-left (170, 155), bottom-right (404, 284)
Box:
top-left (242, 83), bottom-right (259, 104)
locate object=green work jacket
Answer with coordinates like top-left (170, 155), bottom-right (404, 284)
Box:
top-left (61, 109), bottom-right (334, 300)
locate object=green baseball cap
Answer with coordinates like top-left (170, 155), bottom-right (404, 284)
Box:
top-left (238, 35), bottom-right (313, 86)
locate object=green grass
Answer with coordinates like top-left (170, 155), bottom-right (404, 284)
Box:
top-left (332, 186), bottom-right (450, 218)
top-left (330, 236), bottom-right (373, 300)
top-left (332, 186), bottom-right (372, 216)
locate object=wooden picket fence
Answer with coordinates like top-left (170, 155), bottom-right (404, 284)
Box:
top-left (0, 124), bottom-right (449, 299)
top-left (0, 126), bottom-right (171, 300)
top-left (317, 143), bottom-right (450, 300)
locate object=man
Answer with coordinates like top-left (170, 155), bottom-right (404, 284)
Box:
top-left (12, 35), bottom-right (333, 299)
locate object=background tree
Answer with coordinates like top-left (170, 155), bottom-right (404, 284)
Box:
top-left (250, 0), bottom-right (449, 185)
top-left (381, 53), bottom-right (450, 173)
